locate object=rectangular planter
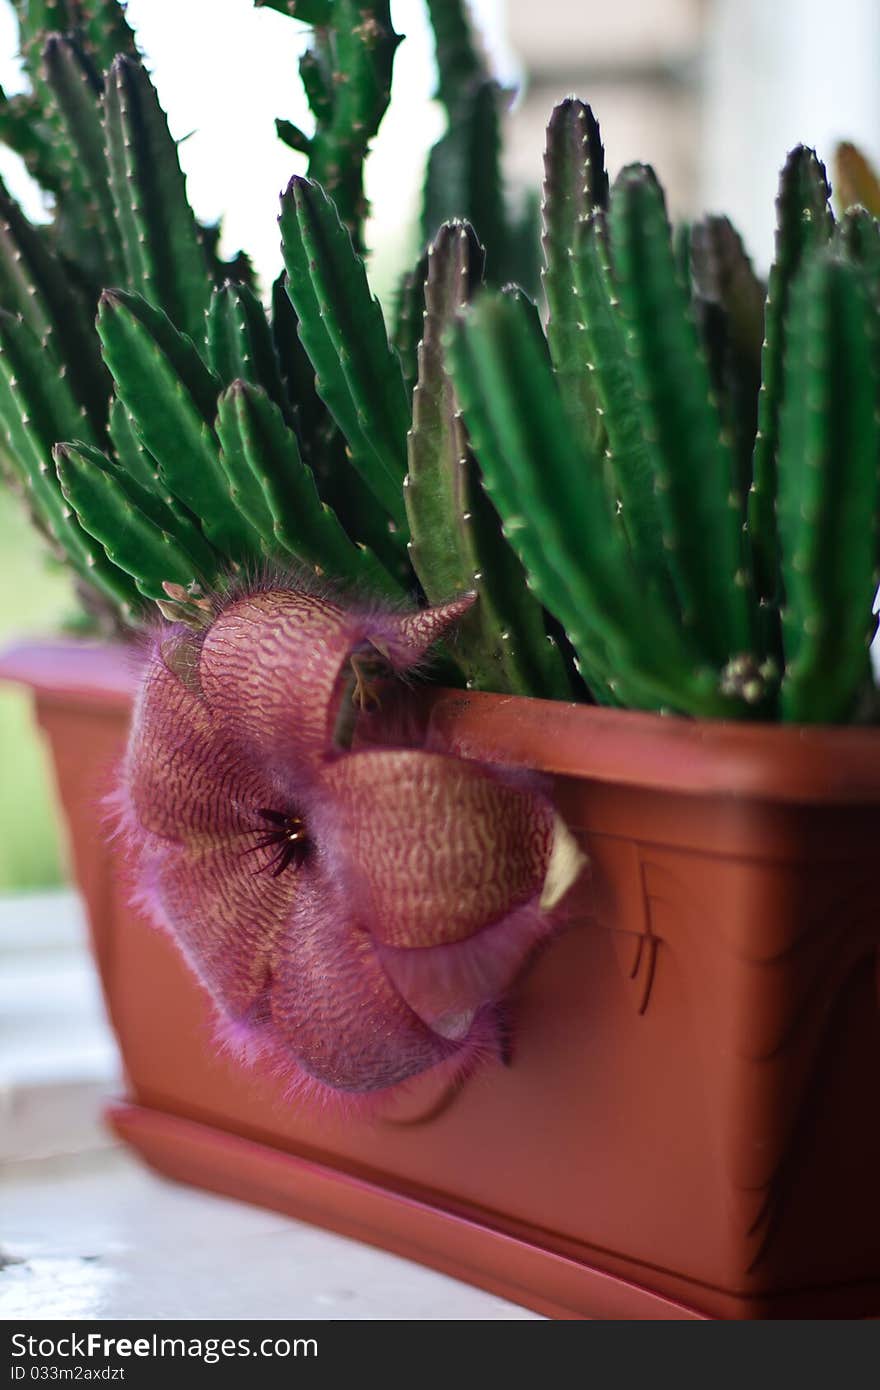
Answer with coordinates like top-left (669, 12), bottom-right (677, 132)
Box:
top-left (3, 638), bottom-right (879, 1319)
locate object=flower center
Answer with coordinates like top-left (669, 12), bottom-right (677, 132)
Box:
top-left (246, 807), bottom-right (311, 877)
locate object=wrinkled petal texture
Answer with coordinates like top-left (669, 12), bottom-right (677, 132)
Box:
top-left (319, 749), bottom-right (555, 948)
top-left (198, 588), bottom-right (477, 772)
top-left (119, 588), bottom-right (580, 1104)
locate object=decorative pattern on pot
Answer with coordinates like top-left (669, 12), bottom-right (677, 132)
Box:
top-left (113, 583), bottom-right (586, 1110)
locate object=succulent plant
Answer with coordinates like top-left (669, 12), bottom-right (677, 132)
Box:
top-left (0, 1), bottom-right (877, 725)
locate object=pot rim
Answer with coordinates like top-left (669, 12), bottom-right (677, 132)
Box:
top-left (3, 636), bottom-right (880, 804)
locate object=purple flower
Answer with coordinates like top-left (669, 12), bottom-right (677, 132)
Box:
top-left (116, 584), bottom-right (584, 1108)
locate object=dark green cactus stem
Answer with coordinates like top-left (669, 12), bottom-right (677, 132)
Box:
top-left (270, 271), bottom-right (330, 449)
top-left (97, 290), bottom-right (263, 562)
top-left (449, 292), bottom-right (740, 716)
top-left (54, 442), bottom-right (213, 601)
top-left (41, 33), bottom-right (124, 285)
top-left (405, 220), bottom-right (571, 697)
top-left (108, 394), bottom-right (161, 493)
top-left (542, 99), bottom-right (608, 448)
top-left (689, 216), bottom-right (765, 505)
top-left (0, 309), bottom-right (140, 614)
top-left (609, 165), bottom-right (756, 669)
top-left (216, 379), bottom-right (404, 596)
top-left (422, 78), bottom-right (508, 283)
top-left (0, 89), bottom-right (60, 194)
top-left (0, 186), bottom-right (110, 437)
top-left (279, 176), bottom-right (410, 531)
top-left (271, 274), bottom-right (410, 580)
top-left (275, 118), bottom-right (312, 155)
top-left (834, 206), bottom-right (880, 278)
top-left (206, 281), bottom-right (291, 419)
top-left (748, 146), bottom-right (833, 605)
top-left (424, 0), bottom-right (486, 110)
top-left (777, 251), bottom-right (880, 722)
top-left (103, 55), bottom-right (214, 343)
top-left (572, 210), bottom-right (673, 603)
top-left (256, 1), bottom-right (333, 21)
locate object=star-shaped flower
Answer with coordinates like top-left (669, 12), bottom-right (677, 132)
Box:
top-left (116, 584), bottom-right (584, 1107)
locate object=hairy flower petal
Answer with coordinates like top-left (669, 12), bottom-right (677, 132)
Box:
top-left (197, 588), bottom-right (477, 768)
top-left (268, 875), bottom-right (457, 1093)
top-left (126, 632), bottom-right (270, 842)
top-left (318, 748), bottom-right (557, 948)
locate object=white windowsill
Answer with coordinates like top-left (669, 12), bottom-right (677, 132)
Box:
top-left (0, 890), bottom-right (540, 1321)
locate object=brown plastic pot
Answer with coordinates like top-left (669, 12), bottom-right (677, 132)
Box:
top-left (3, 637), bottom-right (879, 1320)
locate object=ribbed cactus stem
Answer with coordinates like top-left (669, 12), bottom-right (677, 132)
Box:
top-left (103, 56), bottom-right (213, 343)
top-left (542, 98), bottom-right (609, 449)
top-left (748, 146), bottom-right (833, 605)
top-left (405, 221), bottom-right (571, 696)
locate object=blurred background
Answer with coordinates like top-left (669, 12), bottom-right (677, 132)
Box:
top-left (1, 0), bottom-right (879, 890)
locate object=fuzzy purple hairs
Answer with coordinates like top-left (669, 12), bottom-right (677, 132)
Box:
top-left (113, 583), bottom-right (585, 1112)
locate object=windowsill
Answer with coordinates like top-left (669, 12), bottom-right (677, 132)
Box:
top-left (0, 890), bottom-right (540, 1320)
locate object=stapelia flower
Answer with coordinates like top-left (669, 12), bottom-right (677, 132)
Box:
top-left (117, 583), bottom-right (585, 1107)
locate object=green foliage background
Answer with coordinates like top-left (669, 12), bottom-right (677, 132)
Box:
top-left (0, 494), bottom-right (70, 887)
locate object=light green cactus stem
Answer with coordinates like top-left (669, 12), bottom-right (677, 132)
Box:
top-left (17, 0), bottom-right (141, 70)
top-left (777, 251), bottom-right (880, 722)
top-left (393, 248), bottom-right (430, 399)
top-left (449, 291), bottom-right (742, 716)
top-left (279, 176), bottom-right (411, 532)
top-left (41, 34), bottom-right (124, 285)
top-left (103, 55), bottom-right (214, 343)
top-left (54, 442), bottom-right (214, 601)
top-left (216, 379), bottom-right (403, 596)
top-left (206, 281), bottom-right (291, 419)
top-left (609, 164), bottom-right (756, 669)
top-left (689, 216), bottom-right (765, 505)
top-left (748, 146), bottom-right (833, 605)
top-left (97, 289), bottom-right (263, 562)
top-left (0, 186), bottom-right (109, 437)
top-left (405, 220), bottom-right (571, 697)
top-left (541, 98), bottom-right (608, 449)
top-left (268, 1), bottom-right (401, 250)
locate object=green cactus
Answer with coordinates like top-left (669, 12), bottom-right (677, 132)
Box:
top-left (279, 176), bottom-right (411, 531)
top-left (0, 3), bottom-right (875, 726)
top-left (776, 251), bottom-right (880, 722)
top-left (688, 216), bottom-right (765, 504)
top-left (103, 56), bottom-right (214, 342)
top-left (405, 220), bottom-right (572, 698)
top-left (206, 281), bottom-right (291, 420)
top-left (420, 0), bottom-right (540, 294)
top-left (748, 147), bottom-right (833, 606)
top-left (264, 0), bottom-right (401, 250)
top-left (216, 379), bottom-right (402, 595)
top-left (54, 441), bottom-right (212, 601)
top-left (541, 98), bottom-right (609, 449)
